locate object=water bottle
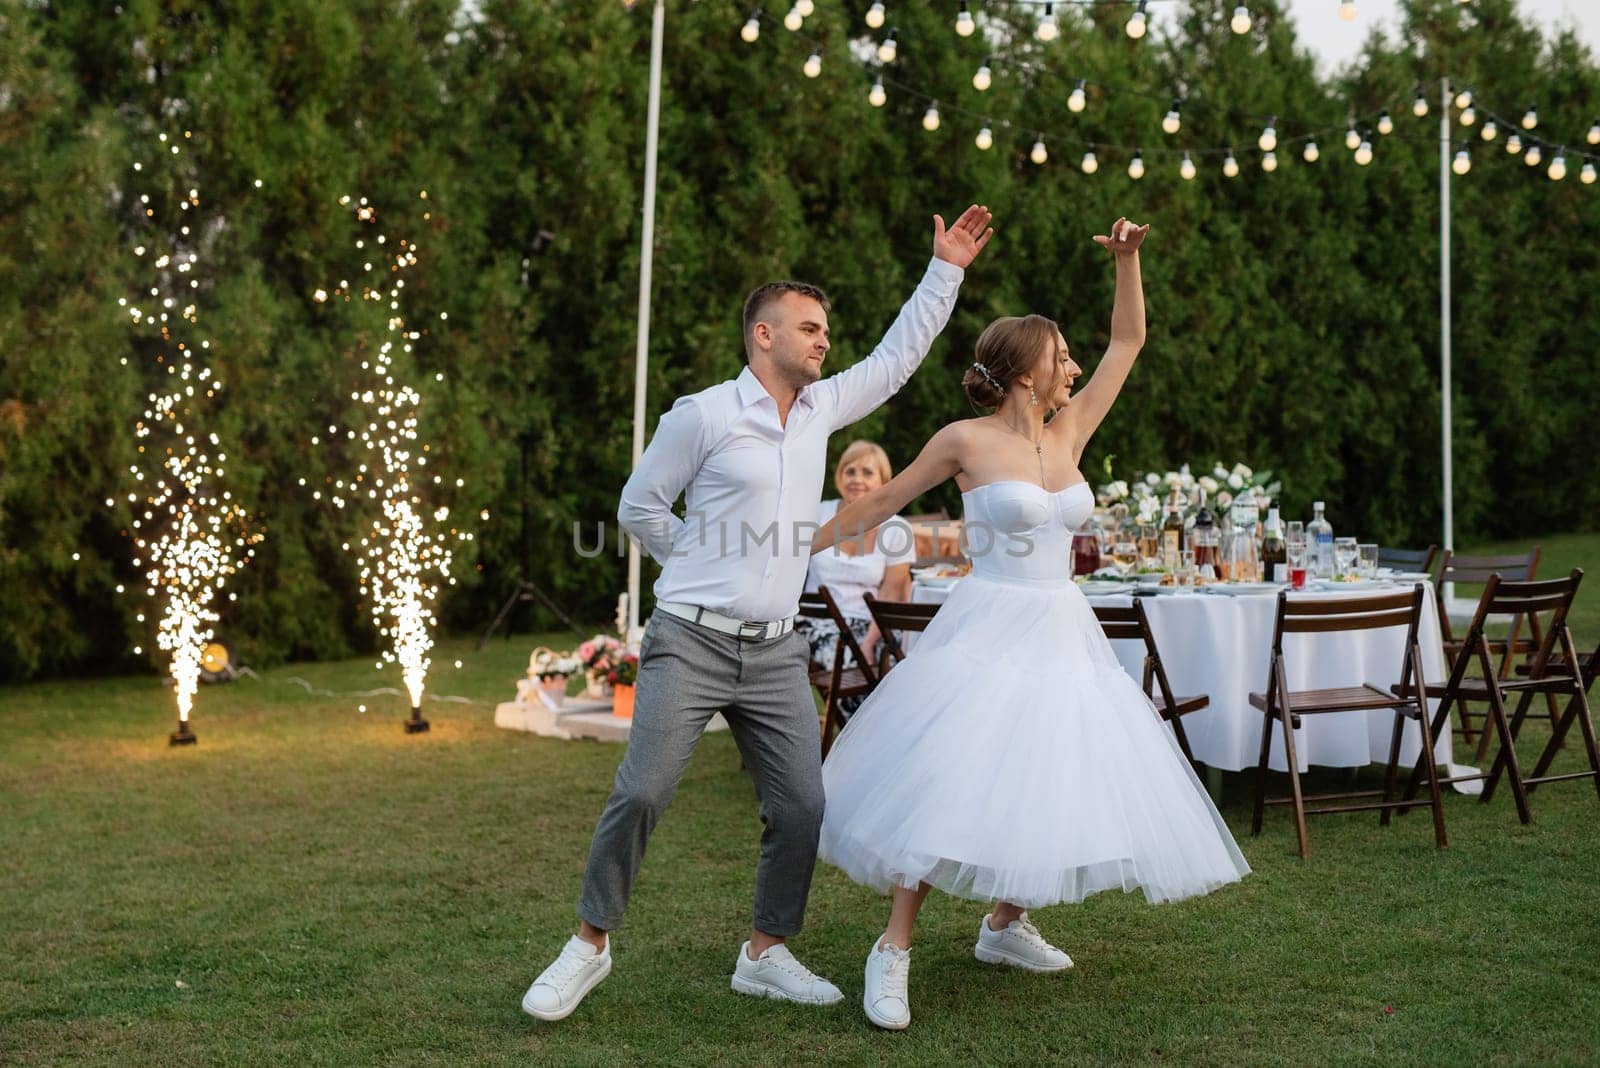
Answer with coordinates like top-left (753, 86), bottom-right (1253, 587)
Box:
top-left (1307, 501), bottom-right (1335, 579)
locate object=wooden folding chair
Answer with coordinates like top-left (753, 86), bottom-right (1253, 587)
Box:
top-left (862, 593), bottom-right (941, 671)
top-left (1248, 585), bottom-right (1446, 858)
top-left (1376, 544), bottom-right (1439, 577)
top-left (797, 588), bottom-right (880, 758)
top-left (1434, 548), bottom-right (1552, 757)
top-left (1396, 570), bottom-right (1598, 825)
top-left (1092, 601), bottom-right (1204, 771)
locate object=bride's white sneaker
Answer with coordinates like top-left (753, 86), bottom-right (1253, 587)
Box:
top-left (730, 942), bottom-right (844, 1005)
top-left (974, 912), bottom-right (1073, 972)
top-left (521, 935), bottom-right (612, 1021)
top-left (863, 938), bottom-right (912, 1030)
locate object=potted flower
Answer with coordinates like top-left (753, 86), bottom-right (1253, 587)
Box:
top-left (608, 652), bottom-right (640, 719)
top-left (527, 647), bottom-right (581, 708)
top-left (578, 635), bottom-right (624, 698)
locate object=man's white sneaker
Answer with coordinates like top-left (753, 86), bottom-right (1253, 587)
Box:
top-left (521, 935), bottom-right (612, 1021)
top-left (863, 938), bottom-right (912, 1030)
top-left (974, 912), bottom-right (1073, 972)
top-left (730, 942), bottom-right (844, 1005)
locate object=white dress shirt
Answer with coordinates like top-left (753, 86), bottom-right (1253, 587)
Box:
top-left (618, 257), bottom-right (964, 622)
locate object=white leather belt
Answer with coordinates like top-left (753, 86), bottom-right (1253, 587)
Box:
top-left (657, 601), bottom-right (795, 641)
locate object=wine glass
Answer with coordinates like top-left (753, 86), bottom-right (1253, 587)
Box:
top-left (1175, 549), bottom-right (1197, 594)
top-left (1334, 536), bottom-right (1358, 579)
top-left (1358, 542), bottom-right (1380, 580)
top-left (1285, 531), bottom-right (1308, 590)
top-left (1138, 523), bottom-right (1160, 568)
top-left (1112, 535), bottom-right (1139, 576)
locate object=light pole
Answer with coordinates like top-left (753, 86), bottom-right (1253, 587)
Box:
top-left (625, 0), bottom-right (665, 640)
top-left (1439, 77), bottom-right (1455, 554)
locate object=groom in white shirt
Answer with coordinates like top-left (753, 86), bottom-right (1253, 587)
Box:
top-left (522, 206), bottom-right (994, 1021)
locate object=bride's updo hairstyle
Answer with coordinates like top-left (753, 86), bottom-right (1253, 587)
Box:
top-left (961, 314), bottom-right (1060, 409)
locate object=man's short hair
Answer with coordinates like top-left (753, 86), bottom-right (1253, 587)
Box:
top-left (741, 281), bottom-right (831, 361)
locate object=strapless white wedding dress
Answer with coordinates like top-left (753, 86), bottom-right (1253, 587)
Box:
top-left (818, 480), bottom-right (1250, 907)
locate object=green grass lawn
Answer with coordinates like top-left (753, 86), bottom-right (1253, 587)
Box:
top-left (5, 623), bottom-right (1600, 1066)
top-left (1460, 532), bottom-right (1600, 648)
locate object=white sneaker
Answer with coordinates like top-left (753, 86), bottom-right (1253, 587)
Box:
top-left (730, 941), bottom-right (844, 1005)
top-left (863, 938), bottom-right (912, 1030)
top-left (974, 912), bottom-right (1073, 972)
top-left (521, 935), bottom-right (612, 1021)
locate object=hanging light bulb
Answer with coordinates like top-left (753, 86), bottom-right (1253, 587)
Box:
top-left (1037, 3), bottom-right (1059, 41)
top-left (1125, 1), bottom-right (1148, 39)
top-left (1031, 138), bottom-right (1049, 165)
top-left (1524, 143), bottom-right (1542, 166)
top-left (876, 31), bottom-right (897, 63)
top-left (1162, 101), bottom-right (1182, 135)
top-left (802, 51), bottom-right (822, 78)
top-left (1413, 93), bottom-right (1429, 118)
top-left (1223, 152), bottom-right (1240, 177)
top-left (1230, 5), bottom-right (1251, 34)
top-left (1081, 149), bottom-right (1100, 174)
top-left (1180, 153), bottom-right (1196, 180)
top-left (1581, 162), bottom-right (1597, 184)
top-left (1480, 120), bottom-right (1498, 142)
top-left (1506, 133), bottom-right (1522, 154)
top-left (1459, 106), bottom-right (1476, 127)
top-left (1261, 150), bottom-right (1278, 172)
top-left (955, 1), bottom-right (975, 37)
top-left (865, 1), bottom-right (886, 29)
top-left (1453, 86), bottom-right (1471, 110)
top-left (1345, 123), bottom-right (1361, 151)
top-left (740, 15), bottom-right (760, 42)
top-left (1549, 152), bottom-right (1566, 180)
top-left (1354, 138), bottom-right (1373, 165)
top-left (1452, 148), bottom-right (1471, 175)
top-left (1068, 79), bottom-right (1087, 113)
top-left (1338, 1), bottom-right (1357, 20)
top-left (1258, 118), bottom-right (1277, 152)
top-left (1588, 120), bottom-right (1600, 145)
top-left (1522, 106), bottom-right (1538, 130)
top-left (1377, 112), bottom-right (1394, 136)
top-left (972, 63), bottom-right (992, 92)
top-left (975, 126), bottom-right (993, 151)
top-left (783, 6), bottom-right (803, 31)
top-left (1303, 140), bottom-right (1320, 162)
top-left (794, 0), bottom-right (814, 14)
top-left (1128, 152), bottom-right (1146, 179)
top-left (922, 104), bottom-right (941, 131)
top-left (867, 78), bottom-right (886, 107)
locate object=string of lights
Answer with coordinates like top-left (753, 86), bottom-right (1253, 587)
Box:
top-left (116, 130), bottom-right (261, 745)
top-left (311, 195), bottom-right (475, 733)
top-left (741, 3), bottom-right (1600, 179)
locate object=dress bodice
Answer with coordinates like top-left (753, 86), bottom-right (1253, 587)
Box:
top-left (959, 480), bottom-right (1093, 585)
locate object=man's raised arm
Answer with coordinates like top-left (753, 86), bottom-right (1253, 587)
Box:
top-left (818, 205), bottom-right (994, 431)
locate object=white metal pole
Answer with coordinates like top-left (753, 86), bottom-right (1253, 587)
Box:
top-left (626, 0), bottom-right (664, 639)
top-left (1440, 77), bottom-right (1454, 553)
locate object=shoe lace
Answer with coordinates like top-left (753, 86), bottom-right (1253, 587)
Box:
top-left (1009, 914), bottom-right (1048, 948)
top-left (546, 946), bottom-right (595, 987)
top-left (881, 951), bottom-right (910, 998)
top-left (767, 950), bottom-right (818, 984)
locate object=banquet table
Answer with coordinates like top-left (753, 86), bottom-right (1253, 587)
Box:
top-left (909, 577), bottom-right (1452, 774)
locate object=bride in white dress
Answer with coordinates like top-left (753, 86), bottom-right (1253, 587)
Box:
top-left (809, 218), bottom-right (1249, 1030)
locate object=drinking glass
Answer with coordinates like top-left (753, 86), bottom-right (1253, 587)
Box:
top-left (1112, 536), bottom-right (1139, 576)
top-left (1334, 536), bottom-right (1358, 578)
top-left (1358, 542), bottom-right (1380, 580)
top-left (1138, 523), bottom-right (1160, 568)
top-left (1175, 549), bottom-right (1196, 593)
top-left (1285, 532), bottom-right (1308, 591)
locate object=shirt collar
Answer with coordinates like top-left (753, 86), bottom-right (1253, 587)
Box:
top-left (735, 365), bottom-right (816, 411)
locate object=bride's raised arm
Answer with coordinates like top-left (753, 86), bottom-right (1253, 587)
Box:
top-left (1057, 218), bottom-right (1148, 457)
top-left (810, 424), bottom-right (969, 556)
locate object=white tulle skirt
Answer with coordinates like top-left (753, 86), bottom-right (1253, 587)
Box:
top-left (819, 573), bottom-right (1251, 908)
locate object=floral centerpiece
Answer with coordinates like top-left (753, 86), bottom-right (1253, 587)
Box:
top-left (1097, 459), bottom-right (1282, 531)
top-left (520, 646), bottom-right (582, 709)
top-left (578, 634), bottom-right (625, 698)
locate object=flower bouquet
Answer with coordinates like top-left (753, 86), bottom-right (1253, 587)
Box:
top-left (525, 646), bottom-right (582, 709)
top-left (578, 634), bottom-right (625, 698)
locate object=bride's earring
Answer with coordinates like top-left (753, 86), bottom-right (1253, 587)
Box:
top-left (1029, 384), bottom-right (1038, 407)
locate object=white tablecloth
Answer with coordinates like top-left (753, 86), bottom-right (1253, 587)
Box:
top-left (909, 580), bottom-right (1451, 773)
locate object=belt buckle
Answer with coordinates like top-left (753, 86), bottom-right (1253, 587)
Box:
top-left (738, 620), bottom-right (768, 641)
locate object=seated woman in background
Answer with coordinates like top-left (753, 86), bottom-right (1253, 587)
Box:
top-left (799, 440), bottom-right (913, 721)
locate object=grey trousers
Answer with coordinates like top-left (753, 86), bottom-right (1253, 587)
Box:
top-left (576, 611), bottom-right (825, 937)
